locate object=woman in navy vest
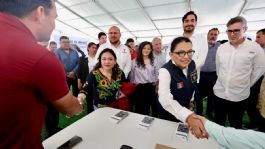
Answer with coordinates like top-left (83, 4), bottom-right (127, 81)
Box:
top-left (158, 37), bottom-right (207, 139)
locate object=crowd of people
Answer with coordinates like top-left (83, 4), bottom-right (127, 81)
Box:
top-left (1, 0), bottom-right (265, 148)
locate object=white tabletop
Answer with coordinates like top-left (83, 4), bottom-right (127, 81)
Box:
top-left (43, 107), bottom-right (220, 149)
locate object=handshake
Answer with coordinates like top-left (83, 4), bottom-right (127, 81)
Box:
top-left (186, 114), bottom-right (209, 139)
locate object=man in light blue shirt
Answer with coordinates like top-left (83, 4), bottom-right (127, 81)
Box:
top-left (195, 28), bottom-right (220, 118)
top-left (194, 115), bottom-right (265, 149)
top-left (55, 36), bottom-right (79, 97)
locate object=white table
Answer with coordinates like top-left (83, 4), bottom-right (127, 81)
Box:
top-left (43, 107), bottom-right (220, 149)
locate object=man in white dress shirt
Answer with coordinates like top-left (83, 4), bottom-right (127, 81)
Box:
top-left (166, 11), bottom-right (208, 72)
top-left (96, 26), bottom-right (131, 78)
top-left (213, 16), bottom-right (265, 129)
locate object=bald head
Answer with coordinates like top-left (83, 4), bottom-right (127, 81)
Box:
top-left (108, 26), bottom-right (121, 45)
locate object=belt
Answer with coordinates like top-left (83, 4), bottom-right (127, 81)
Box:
top-left (200, 71), bottom-right (216, 75)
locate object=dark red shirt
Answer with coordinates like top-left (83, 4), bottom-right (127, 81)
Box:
top-left (0, 13), bottom-right (69, 149)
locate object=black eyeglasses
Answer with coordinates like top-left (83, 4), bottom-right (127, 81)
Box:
top-left (172, 50), bottom-right (195, 57)
top-left (226, 29), bottom-right (241, 34)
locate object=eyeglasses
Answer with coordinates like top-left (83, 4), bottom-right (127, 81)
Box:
top-left (226, 29), bottom-right (241, 34)
top-left (172, 50), bottom-right (195, 57)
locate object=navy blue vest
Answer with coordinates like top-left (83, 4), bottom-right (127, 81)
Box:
top-left (162, 60), bottom-right (197, 108)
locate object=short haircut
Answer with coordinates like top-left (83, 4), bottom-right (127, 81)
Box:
top-left (0, 0), bottom-right (54, 18)
top-left (227, 16), bottom-right (247, 27)
top-left (49, 41), bottom-right (57, 45)
top-left (182, 11), bottom-right (197, 23)
top-left (126, 38), bottom-right (134, 44)
top-left (170, 37), bottom-right (192, 53)
top-left (98, 32), bottom-right (106, 39)
top-left (257, 28), bottom-right (265, 35)
top-left (152, 37), bottom-right (161, 44)
top-left (87, 42), bottom-right (96, 48)
top-left (59, 36), bottom-right (69, 41)
top-left (208, 28), bottom-right (219, 34)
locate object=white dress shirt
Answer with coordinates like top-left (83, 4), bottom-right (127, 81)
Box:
top-left (214, 39), bottom-right (265, 102)
top-left (96, 42), bottom-right (131, 77)
top-left (158, 61), bottom-right (193, 122)
top-left (87, 55), bottom-right (96, 73)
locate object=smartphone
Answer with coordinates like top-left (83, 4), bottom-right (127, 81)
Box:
top-left (120, 145), bottom-right (133, 149)
top-left (141, 117), bottom-right (154, 125)
top-left (177, 123), bottom-right (189, 133)
top-left (57, 135), bottom-right (82, 149)
top-left (175, 123), bottom-right (189, 140)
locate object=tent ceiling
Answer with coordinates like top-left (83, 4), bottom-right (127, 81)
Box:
top-left (54, 0), bottom-right (265, 43)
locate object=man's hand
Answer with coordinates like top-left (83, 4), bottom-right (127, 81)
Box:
top-left (192, 114), bottom-right (208, 125)
top-left (186, 114), bottom-right (208, 139)
top-left (68, 71), bottom-right (76, 78)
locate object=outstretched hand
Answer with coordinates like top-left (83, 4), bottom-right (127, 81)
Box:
top-left (186, 114), bottom-right (208, 139)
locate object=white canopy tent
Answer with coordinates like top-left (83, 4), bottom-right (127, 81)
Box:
top-left (52, 0), bottom-right (265, 44)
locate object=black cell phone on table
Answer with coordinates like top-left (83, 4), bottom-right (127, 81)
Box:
top-left (57, 135), bottom-right (82, 149)
top-left (120, 145), bottom-right (133, 149)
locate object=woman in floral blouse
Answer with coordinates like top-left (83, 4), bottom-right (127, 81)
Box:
top-left (78, 48), bottom-right (128, 111)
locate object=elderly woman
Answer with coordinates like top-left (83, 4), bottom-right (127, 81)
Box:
top-left (158, 37), bottom-right (207, 139)
top-left (78, 48), bottom-right (129, 111)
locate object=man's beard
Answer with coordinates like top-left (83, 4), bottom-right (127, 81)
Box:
top-left (110, 40), bottom-right (119, 45)
top-left (184, 26), bottom-right (194, 33)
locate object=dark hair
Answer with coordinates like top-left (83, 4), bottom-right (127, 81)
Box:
top-left (49, 41), bottom-right (57, 45)
top-left (217, 40), bottom-right (228, 44)
top-left (98, 32), bottom-right (106, 40)
top-left (208, 28), bottom-right (219, 34)
top-left (125, 38), bottom-right (134, 48)
top-left (170, 37), bottom-right (192, 53)
top-left (87, 42), bottom-right (96, 49)
top-left (94, 48), bottom-right (119, 79)
top-left (182, 11), bottom-right (197, 23)
top-left (126, 38), bottom-right (134, 44)
top-left (72, 44), bottom-right (81, 51)
top-left (59, 36), bottom-right (69, 41)
top-left (136, 41), bottom-right (154, 68)
top-left (0, 0), bottom-right (54, 18)
top-left (227, 16), bottom-right (247, 27)
top-left (257, 28), bottom-right (265, 35)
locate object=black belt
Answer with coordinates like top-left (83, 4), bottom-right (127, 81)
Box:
top-left (200, 71), bottom-right (216, 75)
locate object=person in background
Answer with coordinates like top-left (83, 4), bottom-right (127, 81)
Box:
top-left (96, 26), bottom-right (131, 78)
top-left (48, 41), bottom-right (57, 52)
top-left (194, 115), bottom-right (265, 149)
top-left (213, 16), bottom-right (265, 129)
top-left (152, 37), bottom-right (166, 69)
top-left (257, 28), bottom-right (265, 132)
top-left (71, 44), bottom-right (85, 57)
top-left (195, 28), bottom-right (220, 118)
top-left (130, 41), bottom-right (158, 115)
top-left (0, 0), bottom-right (83, 148)
top-left (77, 42), bottom-right (97, 113)
top-left (158, 37), bottom-right (207, 139)
top-left (96, 32), bottom-right (107, 49)
top-left (256, 28), bottom-right (265, 51)
top-left (55, 36), bottom-right (80, 97)
top-left (78, 48), bottom-right (129, 110)
top-left (125, 38), bottom-right (138, 60)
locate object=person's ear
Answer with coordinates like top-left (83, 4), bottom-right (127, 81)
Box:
top-left (244, 26), bottom-right (248, 33)
top-left (34, 6), bottom-right (46, 24)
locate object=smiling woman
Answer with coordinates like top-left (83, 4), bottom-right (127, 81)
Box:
top-left (77, 48), bottom-right (129, 111)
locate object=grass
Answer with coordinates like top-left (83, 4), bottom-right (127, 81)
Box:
top-left (42, 107), bottom-right (88, 140)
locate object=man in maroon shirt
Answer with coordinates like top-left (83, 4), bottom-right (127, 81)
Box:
top-left (0, 0), bottom-right (84, 148)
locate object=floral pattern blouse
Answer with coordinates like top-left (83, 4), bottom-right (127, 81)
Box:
top-left (81, 68), bottom-right (125, 106)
